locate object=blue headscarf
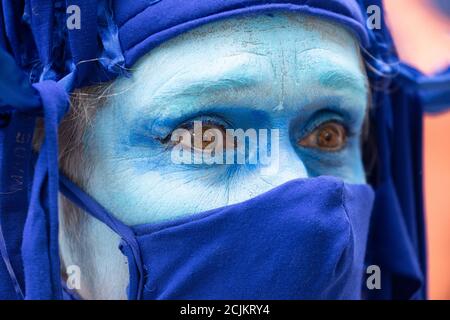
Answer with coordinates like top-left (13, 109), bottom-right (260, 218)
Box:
top-left (0, 0), bottom-right (449, 300)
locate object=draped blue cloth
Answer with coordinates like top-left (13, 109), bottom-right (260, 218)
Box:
top-left (114, 0), bottom-right (370, 67)
top-left (0, 0), bottom-right (448, 300)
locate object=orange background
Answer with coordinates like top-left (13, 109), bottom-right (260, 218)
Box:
top-left (384, 0), bottom-right (450, 299)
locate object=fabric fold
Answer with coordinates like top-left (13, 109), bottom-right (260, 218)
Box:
top-left (0, 52), bottom-right (69, 299)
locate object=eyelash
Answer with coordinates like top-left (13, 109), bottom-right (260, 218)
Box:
top-left (299, 112), bottom-right (352, 141)
top-left (158, 111), bottom-right (353, 148)
top-left (158, 115), bottom-right (231, 144)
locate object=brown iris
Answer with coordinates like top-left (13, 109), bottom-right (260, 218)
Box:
top-left (298, 122), bottom-right (347, 152)
top-left (176, 124), bottom-right (237, 151)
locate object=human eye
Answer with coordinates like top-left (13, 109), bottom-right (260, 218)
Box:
top-left (161, 116), bottom-right (237, 153)
top-left (298, 121), bottom-right (348, 152)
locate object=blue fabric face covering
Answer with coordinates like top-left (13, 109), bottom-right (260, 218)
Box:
top-left (60, 175), bottom-right (375, 300)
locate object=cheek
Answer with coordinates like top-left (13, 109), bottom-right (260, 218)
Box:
top-left (84, 116), bottom-right (306, 224)
top-left (298, 137), bottom-right (366, 184)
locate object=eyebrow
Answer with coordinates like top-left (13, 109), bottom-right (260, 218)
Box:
top-left (148, 53), bottom-right (274, 104)
top-left (160, 77), bottom-right (259, 101)
top-left (148, 54), bottom-right (367, 111)
top-left (152, 69), bottom-right (366, 107)
top-left (318, 68), bottom-right (368, 93)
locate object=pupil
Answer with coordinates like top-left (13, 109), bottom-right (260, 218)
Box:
top-left (322, 129), bottom-right (335, 144)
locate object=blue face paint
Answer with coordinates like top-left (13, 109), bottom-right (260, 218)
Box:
top-left (84, 13), bottom-right (369, 226)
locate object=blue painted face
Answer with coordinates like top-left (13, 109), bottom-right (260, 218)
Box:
top-left (83, 12), bottom-right (369, 225)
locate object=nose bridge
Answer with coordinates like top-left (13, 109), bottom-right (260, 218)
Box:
top-left (280, 137), bottom-right (308, 176)
top-left (258, 132), bottom-right (308, 184)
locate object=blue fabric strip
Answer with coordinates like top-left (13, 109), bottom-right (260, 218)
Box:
top-left (21, 80), bottom-right (69, 300)
top-left (418, 68), bottom-right (450, 114)
top-left (114, 0), bottom-right (369, 67)
top-left (0, 112), bottom-right (35, 300)
top-left (0, 49), bottom-right (39, 299)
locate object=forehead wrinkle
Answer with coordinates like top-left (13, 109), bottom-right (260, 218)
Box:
top-left (148, 53), bottom-right (274, 109)
top-left (153, 77), bottom-right (258, 105)
top-left (294, 47), bottom-right (367, 94)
